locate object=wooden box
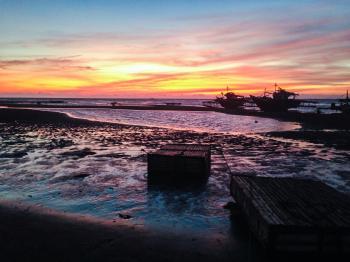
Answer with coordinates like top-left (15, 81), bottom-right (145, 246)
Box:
top-left (147, 144), bottom-right (211, 184)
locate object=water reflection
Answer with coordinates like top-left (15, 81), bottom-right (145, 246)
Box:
top-left (145, 183), bottom-right (228, 234)
top-left (43, 108), bottom-right (300, 134)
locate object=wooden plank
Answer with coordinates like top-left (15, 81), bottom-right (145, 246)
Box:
top-left (161, 144), bottom-right (211, 152)
top-left (230, 175), bottom-right (350, 253)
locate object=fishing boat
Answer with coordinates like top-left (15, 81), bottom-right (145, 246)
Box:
top-left (215, 86), bottom-right (246, 110)
top-left (331, 90), bottom-right (350, 114)
top-left (339, 91), bottom-right (350, 114)
top-left (250, 84), bottom-right (301, 112)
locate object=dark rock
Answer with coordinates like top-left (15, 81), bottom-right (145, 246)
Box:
top-left (118, 213), bottom-right (132, 219)
top-left (0, 151), bottom-right (27, 158)
top-left (95, 153), bottom-right (126, 158)
top-left (61, 148), bottom-right (95, 158)
top-left (50, 172), bottom-right (91, 182)
top-left (48, 138), bottom-right (74, 149)
top-left (72, 173), bottom-right (91, 179)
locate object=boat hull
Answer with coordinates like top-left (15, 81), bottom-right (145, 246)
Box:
top-left (251, 96), bottom-right (301, 112)
top-left (216, 99), bottom-right (245, 110)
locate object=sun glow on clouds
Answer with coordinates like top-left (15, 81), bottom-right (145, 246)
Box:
top-left (108, 63), bottom-right (177, 74)
top-left (0, 0), bottom-right (350, 98)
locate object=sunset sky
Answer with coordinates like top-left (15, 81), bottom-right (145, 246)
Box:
top-left (0, 0), bottom-right (350, 98)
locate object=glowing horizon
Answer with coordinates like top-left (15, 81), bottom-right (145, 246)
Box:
top-left (1, 0), bottom-right (350, 99)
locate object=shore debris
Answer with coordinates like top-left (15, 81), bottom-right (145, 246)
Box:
top-left (61, 148), bottom-right (96, 158)
top-left (118, 213), bottom-right (132, 219)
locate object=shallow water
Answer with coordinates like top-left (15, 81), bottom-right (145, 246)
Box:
top-left (0, 123), bottom-right (235, 238)
top-left (42, 108), bottom-right (300, 134)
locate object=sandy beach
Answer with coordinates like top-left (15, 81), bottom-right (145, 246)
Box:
top-left (1, 108), bottom-right (349, 261)
top-left (1, 200), bottom-right (255, 262)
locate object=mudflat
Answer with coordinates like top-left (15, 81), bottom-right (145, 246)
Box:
top-left (0, 108), bottom-right (349, 262)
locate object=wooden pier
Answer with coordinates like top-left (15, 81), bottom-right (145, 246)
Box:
top-left (230, 175), bottom-right (350, 254)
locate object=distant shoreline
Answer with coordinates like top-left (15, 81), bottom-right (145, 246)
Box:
top-left (0, 107), bottom-right (118, 125)
top-left (0, 97), bottom-right (343, 100)
top-left (1, 103), bottom-right (350, 130)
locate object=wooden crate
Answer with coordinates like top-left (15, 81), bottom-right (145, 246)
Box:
top-left (230, 175), bottom-right (350, 254)
top-left (147, 144), bottom-right (211, 184)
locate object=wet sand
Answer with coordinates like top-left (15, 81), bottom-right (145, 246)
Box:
top-left (267, 130), bottom-right (350, 150)
top-left (1, 108), bottom-right (350, 261)
top-left (0, 107), bottom-right (100, 125)
top-left (0, 200), bottom-right (253, 262)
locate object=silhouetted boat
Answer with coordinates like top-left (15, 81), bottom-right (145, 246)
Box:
top-left (250, 84), bottom-right (301, 112)
top-left (340, 90), bottom-right (350, 114)
top-left (331, 90), bottom-right (350, 114)
top-left (215, 86), bottom-right (246, 110)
